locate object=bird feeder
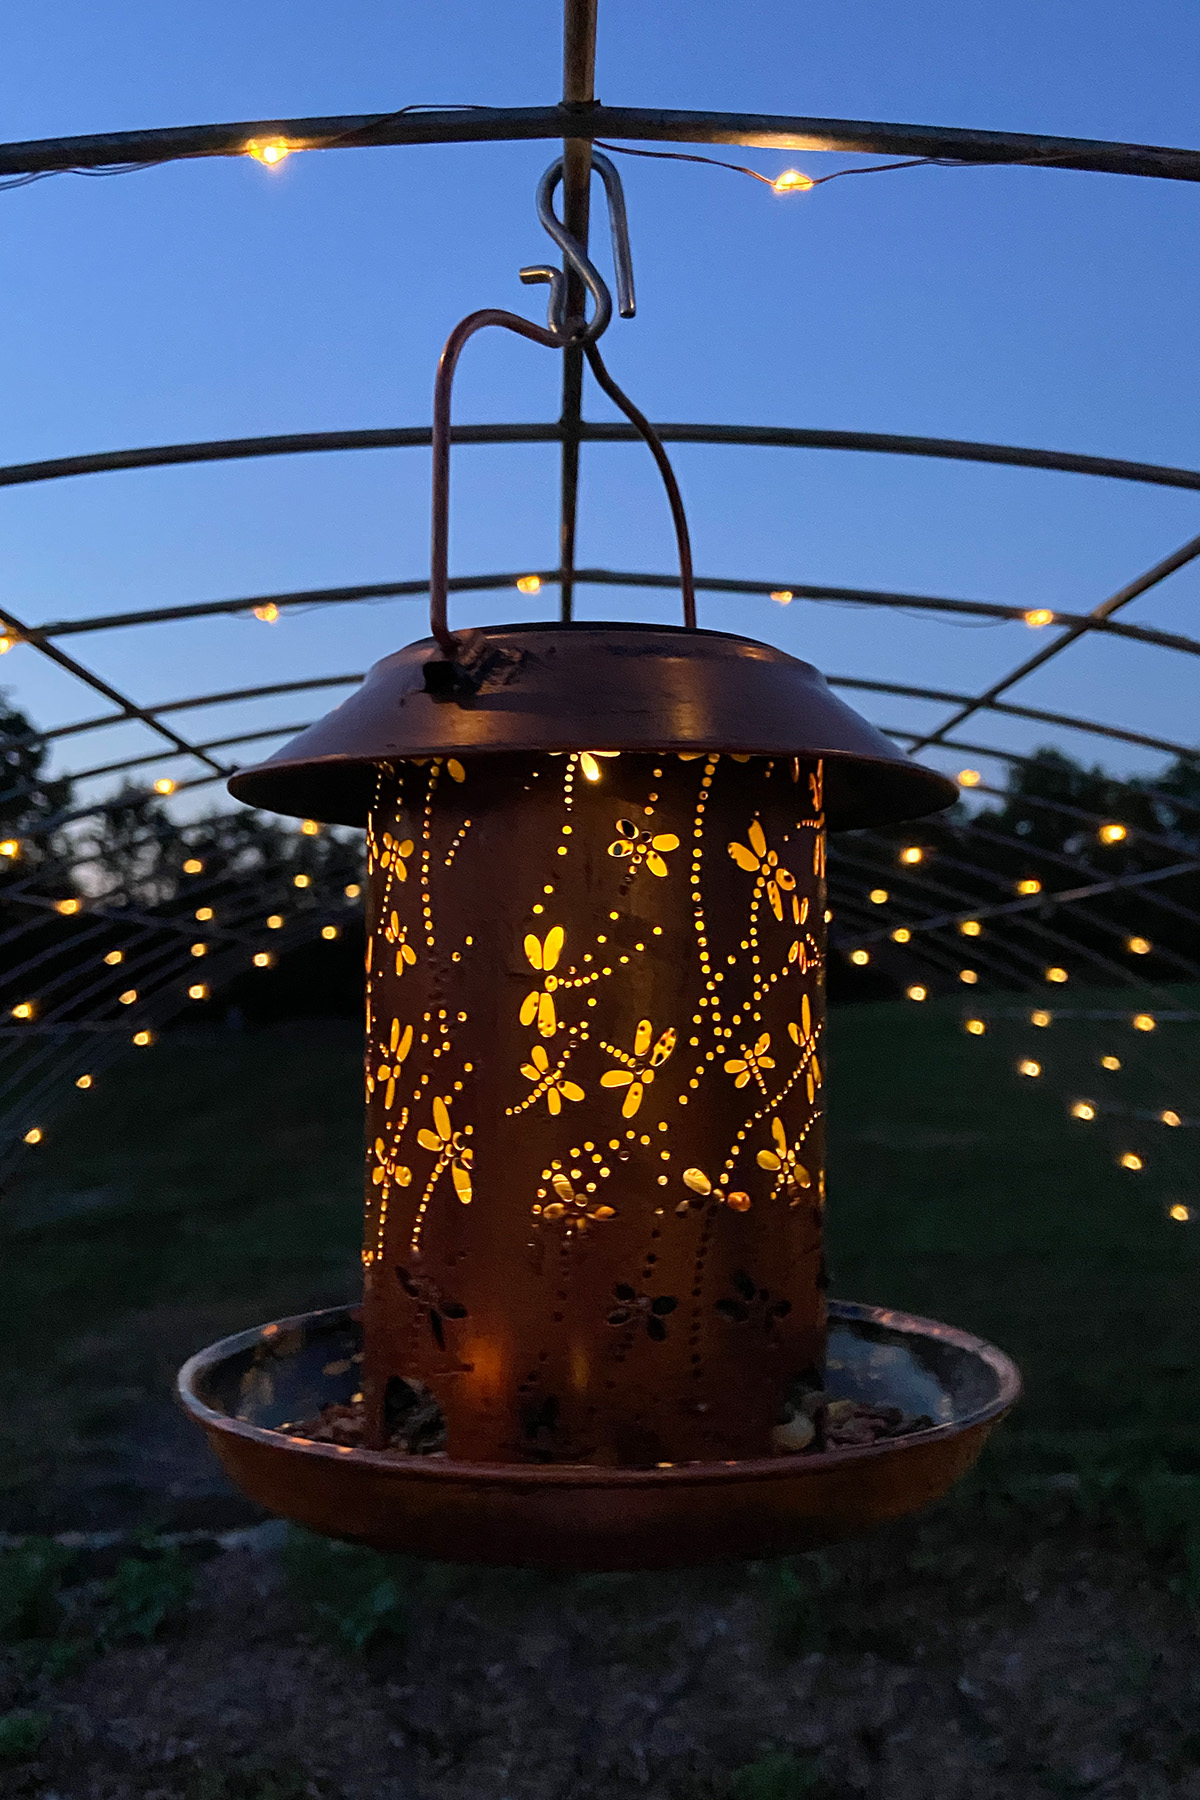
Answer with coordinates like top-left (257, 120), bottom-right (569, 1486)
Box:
top-left (178, 156), bottom-right (1018, 1569)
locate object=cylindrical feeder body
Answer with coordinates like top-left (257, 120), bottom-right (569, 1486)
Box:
top-left (360, 748), bottom-right (827, 1464)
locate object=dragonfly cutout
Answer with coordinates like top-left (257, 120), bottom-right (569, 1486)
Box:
top-left (600, 1018), bottom-right (676, 1117)
top-left (520, 925), bottom-right (565, 1037)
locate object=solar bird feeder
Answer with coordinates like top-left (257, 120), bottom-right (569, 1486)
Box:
top-left (179, 152), bottom-right (1019, 1569)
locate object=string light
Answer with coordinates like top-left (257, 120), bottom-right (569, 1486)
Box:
top-left (119, 989), bottom-right (138, 1005)
top-left (957, 768), bottom-right (981, 787)
top-left (1070, 1101), bottom-right (1095, 1121)
top-left (253, 952), bottom-right (273, 968)
top-left (0, 838), bottom-right (19, 858)
top-left (516, 575), bottom-right (542, 594)
top-left (1024, 609), bottom-right (1054, 628)
top-left (345, 883), bottom-right (361, 899)
top-left (153, 778), bottom-right (176, 796)
top-left (959, 919), bottom-right (982, 937)
top-left (906, 984), bottom-right (927, 1001)
top-left (1119, 1152), bottom-right (1143, 1171)
top-left (23, 1127), bottom-right (42, 1145)
top-left (294, 873), bottom-right (311, 888)
top-left (132, 1030), bottom-right (153, 1046)
top-left (0, 633), bottom-right (19, 655)
top-left (247, 139), bottom-right (291, 166)
top-left (1016, 878), bottom-right (1041, 895)
top-left (1127, 936), bottom-right (1151, 955)
top-left (301, 819), bottom-right (321, 837)
top-left (188, 983), bottom-right (209, 1001)
top-left (76, 1074), bottom-right (92, 1090)
top-left (55, 898), bottom-right (81, 916)
top-left (104, 950), bottom-right (123, 966)
top-left (964, 1018), bottom-right (986, 1035)
top-left (266, 914), bottom-right (284, 929)
top-left (196, 906), bottom-right (214, 921)
top-left (959, 969), bottom-right (978, 984)
top-left (1161, 1110), bottom-right (1182, 1128)
top-left (1018, 1059), bottom-right (1041, 1078)
top-left (191, 942), bottom-right (207, 957)
top-left (772, 169), bottom-right (815, 193)
top-left (183, 858), bottom-right (203, 874)
top-left (770, 589), bottom-right (794, 604)
top-left (1169, 1204), bottom-right (1193, 1223)
top-left (321, 925), bottom-right (340, 940)
top-left (899, 847), bottom-right (923, 865)
top-left (1045, 966), bottom-right (1069, 984)
top-left (892, 927), bottom-right (912, 943)
top-left (1101, 1055), bottom-right (1121, 1071)
top-left (869, 888), bottom-right (888, 904)
top-left (253, 603), bottom-right (280, 623)
top-left (1098, 823), bottom-right (1127, 845)
top-left (1132, 1013), bottom-right (1156, 1033)
top-left (1031, 1010), bottom-right (1052, 1027)
top-left (11, 1002), bottom-right (35, 1020)
top-left (849, 949), bottom-right (870, 965)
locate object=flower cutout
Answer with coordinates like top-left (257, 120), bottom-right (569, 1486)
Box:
top-left (378, 832), bottom-right (415, 879)
top-left (538, 1171), bottom-right (616, 1230)
top-left (396, 1264), bottom-right (468, 1350)
top-left (757, 1116), bottom-right (813, 1206)
top-left (728, 819), bottom-right (799, 922)
top-left (677, 1167), bottom-right (751, 1215)
top-left (520, 1043), bottom-right (585, 1115)
top-left (416, 1095), bottom-right (474, 1204)
top-left (600, 1018), bottom-right (676, 1117)
top-left (714, 1268), bottom-right (793, 1334)
top-left (724, 1031), bottom-right (775, 1094)
top-left (520, 925), bottom-right (565, 1037)
top-left (606, 1283), bottom-right (678, 1341)
top-left (607, 818), bottom-right (681, 882)
top-left (373, 1020), bottom-right (413, 1111)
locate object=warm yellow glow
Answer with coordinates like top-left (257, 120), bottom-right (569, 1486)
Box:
top-left (958, 768), bottom-right (982, 788)
top-left (1071, 1101), bottom-right (1095, 1121)
top-left (959, 919), bottom-right (982, 937)
top-left (1119, 1152), bottom-right (1143, 1171)
top-left (294, 873), bottom-right (311, 888)
top-left (773, 168), bottom-right (815, 193)
top-left (849, 949), bottom-right (870, 966)
top-left (247, 138), bottom-right (291, 165)
top-left (345, 883), bottom-right (361, 899)
top-left (195, 906), bottom-right (214, 921)
top-left (965, 1018), bottom-right (985, 1035)
top-left (1024, 608), bottom-right (1054, 628)
top-left (253, 602), bottom-right (280, 623)
top-left (1169, 1203), bottom-right (1192, 1222)
top-left (0, 838), bottom-right (19, 858)
top-left (891, 927), bottom-right (912, 943)
top-left (321, 924), bottom-right (339, 940)
top-left (182, 858), bottom-right (203, 874)
top-left (301, 819), bottom-right (321, 837)
top-left (76, 1074), bottom-right (92, 1089)
top-left (1098, 822), bottom-right (1127, 844)
top-left (0, 634), bottom-right (18, 655)
top-left (899, 846), bottom-right (923, 865)
top-left (1016, 878), bottom-right (1041, 895)
top-left (1127, 936), bottom-right (1151, 955)
top-left (1045, 966), bottom-right (1069, 984)
top-left (104, 950), bottom-right (123, 966)
top-left (153, 777), bottom-right (177, 796)
top-left (579, 752), bottom-right (614, 783)
top-left (266, 914), bottom-right (284, 929)
top-left (132, 1030), bottom-right (153, 1046)
top-left (770, 589), bottom-right (794, 604)
top-left (253, 951), bottom-right (273, 968)
top-left (1018, 1059), bottom-right (1041, 1078)
top-left (23, 1127), bottom-right (42, 1145)
top-left (869, 888), bottom-right (888, 904)
top-left (11, 1002), bottom-right (35, 1020)
top-left (188, 983), bottom-right (208, 1001)
top-left (1132, 1013), bottom-right (1156, 1033)
top-left (119, 989), bottom-right (137, 1005)
top-left (906, 984), bottom-right (927, 1002)
top-left (1101, 1055), bottom-right (1121, 1070)
top-left (191, 942), bottom-right (207, 957)
top-left (959, 968), bottom-right (978, 984)
top-left (55, 898), bottom-right (81, 916)
top-left (516, 575), bottom-right (542, 594)
top-left (1161, 1110), bottom-right (1182, 1128)
top-left (1031, 1010), bottom-right (1052, 1027)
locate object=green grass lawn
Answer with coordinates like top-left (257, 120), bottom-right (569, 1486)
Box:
top-left (1, 995), bottom-right (1198, 1531)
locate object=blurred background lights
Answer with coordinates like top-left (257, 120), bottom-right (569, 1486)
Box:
top-left (11, 1002), bottom-right (34, 1021)
top-left (132, 1031), bottom-right (153, 1047)
top-left (188, 984), bottom-right (208, 1001)
top-left (190, 942), bottom-right (207, 957)
top-left (1161, 1110), bottom-right (1182, 1127)
top-left (1016, 878), bottom-right (1042, 895)
top-left (1127, 936), bottom-right (1152, 955)
top-left (294, 873), bottom-right (311, 888)
top-left (195, 906), bottom-right (214, 921)
top-left (1120, 1152), bottom-right (1143, 1171)
top-left (344, 884), bottom-right (361, 899)
top-left (182, 858), bottom-right (203, 874)
top-left (253, 952), bottom-right (273, 969)
top-left (266, 914), bottom-right (284, 929)
top-left (1101, 1056), bottom-right (1122, 1071)
top-left (153, 778), bottom-right (176, 796)
top-left (1169, 1205), bottom-right (1193, 1223)
top-left (119, 989), bottom-right (137, 1005)
top-left (957, 769), bottom-right (982, 787)
top-left (104, 950), bottom-right (123, 966)
top-left (769, 589), bottom-right (793, 604)
top-left (253, 602), bottom-right (280, 623)
top-left (869, 888), bottom-right (889, 904)
top-left (0, 633), bottom-right (18, 655)
top-left (1132, 1013), bottom-right (1157, 1032)
top-left (906, 985), bottom-right (927, 1002)
top-left (55, 898), bottom-right (80, 916)
top-left (850, 949), bottom-right (870, 965)
top-left (1071, 1101), bottom-right (1096, 1120)
top-left (960, 969), bottom-right (978, 984)
top-left (1018, 1060), bottom-right (1041, 1078)
top-left (959, 919), bottom-right (982, 937)
top-left (1045, 967), bottom-right (1069, 984)
top-left (75, 1075), bottom-right (92, 1090)
top-left (23, 1128), bottom-right (41, 1146)
top-left (300, 820), bottom-right (321, 837)
top-left (899, 847), bottom-right (923, 865)
top-left (1023, 609), bottom-right (1054, 628)
top-left (321, 925), bottom-right (340, 941)
top-left (1098, 823), bottom-right (1128, 844)
top-left (1031, 1010), bottom-right (1052, 1027)
top-left (892, 927), bottom-right (912, 943)
top-left (0, 839), bottom-right (19, 859)
top-left (965, 1019), bottom-right (986, 1036)
top-left (515, 574), bottom-right (542, 594)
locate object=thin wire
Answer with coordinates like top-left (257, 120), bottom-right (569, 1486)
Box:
top-left (594, 138), bottom-right (1091, 190)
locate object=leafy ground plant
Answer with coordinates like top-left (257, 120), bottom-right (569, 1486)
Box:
top-left (0, 1708), bottom-right (49, 1766)
top-left (281, 1529), bottom-right (409, 1652)
top-left (97, 1544), bottom-right (194, 1646)
top-left (728, 1749), bottom-right (826, 1800)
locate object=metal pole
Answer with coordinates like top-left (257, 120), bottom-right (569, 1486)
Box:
top-left (558, 0), bottom-right (598, 621)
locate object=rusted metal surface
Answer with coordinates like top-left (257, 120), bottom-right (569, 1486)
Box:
top-left (358, 749), bottom-right (827, 1464)
top-left (226, 622), bottom-right (959, 830)
top-left (177, 1300), bottom-right (1020, 1569)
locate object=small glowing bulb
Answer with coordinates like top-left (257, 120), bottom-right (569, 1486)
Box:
top-left (293, 873), bottom-right (311, 888)
top-left (1169, 1203), bottom-right (1192, 1222)
top-left (516, 575), bottom-right (542, 594)
top-left (344, 883), bottom-right (361, 899)
top-left (965, 1018), bottom-right (986, 1036)
top-left (0, 634), bottom-right (15, 654)
top-left (76, 1074), bottom-right (92, 1090)
top-left (11, 1002), bottom-right (35, 1020)
top-left (188, 983), bottom-right (209, 1000)
top-left (191, 942), bottom-right (207, 957)
top-left (133, 1030), bottom-right (153, 1046)
top-left (959, 920), bottom-right (982, 937)
top-left (579, 753), bottom-right (604, 783)
top-left (119, 989), bottom-right (137, 1005)
top-left (1161, 1110), bottom-right (1182, 1128)
top-left (1045, 966), bottom-right (1069, 984)
top-left (869, 888), bottom-right (889, 904)
top-left (23, 1127), bottom-right (42, 1145)
top-left (55, 898), bottom-right (81, 916)
top-left (1018, 1059), bottom-right (1041, 1078)
top-left (1024, 608), bottom-right (1054, 628)
top-left (253, 603), bottom-right (280, 623)
top-left (958, 769), bottom-right (982, 788)
top-left (266, 914), bottom-right (284, 929)
top-left (770, 589), bottom-right (794, 605)
top-left (195, 907), bottom-right (214, 922)
top-left (104, 950), bottom-right (123, 966)
top-left (0, 838), bottom-right (19, 858)
top-left (321, 924), bottom-right (339, 940)
top-left (773, 168), bottom-right (815, 193)
top-left (959, 969), bottom-right (978, 984)
top-left (153, 778), bottom-right (176, 796)
top-left (849, 949), bottom-right (870, 966)
top-left (183, 858), bottom-right (203, 874)
top-left (301, 819), bottom-right (321, 837)
top-left (1098, 823), bottom-right (1127, 844)
top-left (1119, 1152), bottom-right (1143, 1171)
top-left (891, 927), bottom-right (912, 943)
top-left (1132, 1013), bottom-right (1156, 1032)
top-left (1101, 1055), bottom-right (1121, 1071)
top-left (906, 984), bottom-right (927, 1002)
top-left (1071, 1101), bottom-right (1096, 1121)
top-left (899, 846), bottom-right (923, 865)
top-left (248, 139), bottom-right (290, 166)
top-left (1016, 878), bottom-right (1041, 895)
top-left (1127, 936), bottom-right (1151, 955)
top-left (253, 951), bottom-right (273, 968)
top-left (1030, 1010), bottom-right (1052, 1027)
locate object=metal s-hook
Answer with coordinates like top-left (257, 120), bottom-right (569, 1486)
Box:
top-left (518, 152), bottom-right (636, 343)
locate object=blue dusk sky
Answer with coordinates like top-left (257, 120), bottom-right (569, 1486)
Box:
top-left (2, 0), bottom-right (1198, 810)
